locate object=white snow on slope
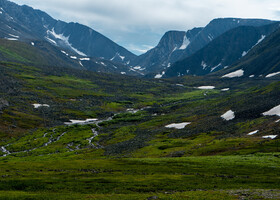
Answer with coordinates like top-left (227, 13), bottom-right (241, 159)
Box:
top-left (47, 28), bottom-right (87, 56)
top-left (165, 122), bottom-right (191, 129)
top-left (201, 61), bottom-right (207, 70)
top-left (31, 42), bottom-right (35, 46)
top-left (221, 88), bottom-right (230, 91)
top-left (197, 86), bottom-right (215, 90)
top-left (64, 119), bottom-right (98, 125)
top-left (242, 35), bottom-right (266, 57)
top-left (134, 66), bottom-right (142, 70)
top-left (8, 34), bottom-right (19, 38)
top-left (70, 56), bottom-right (77, 59)
top-left (61, 50), bottom-right (69, 56)
top-left (221, 110), bottom-right (235, 121)
top-left (121, 72), bottom-right (126, 75)
top-left (110, 52), bottom-right (125, 61)
top-left (45, 37), bottom-right (57, 45)
top-left (256, 35), bottom-right (266, 46)
top-left (247, 130), bottom-right (259, 135)
top-left (263, 105), bottom-right (280, 116)
top-left (155, 71), bottom-right (165, 79)
top-left (249, 75), bottom-right (255, 78)
top-left (80, 58), bottom-right (90, 61)
top-left (222, 69), bottom-right (244, 78)
top-left (79, 61), bottom-right (83, 67)
top-left (242, 51), bottom-right (248, 57)
top-left (6, 38), bottom-right (18, 41)
top-left (32, 104), bottom-right (50, 109)
top-left (179, 35), bottom-right (190, 50)
top-left (265, 72), bottom-right (280, 78)
top-left (211, 63), bottom-right (222, 72)
top-left (262, 135), bottom-right (278, 139)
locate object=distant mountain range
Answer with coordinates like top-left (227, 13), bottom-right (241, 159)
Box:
top-left (0, 0), bottom-right (280, 78)
top-left (132, 18), bottom-right (276, 75)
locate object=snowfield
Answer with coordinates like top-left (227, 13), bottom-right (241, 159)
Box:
top-left (247, 130), bottom-right (259, 135)
top-left (221, 110), bottom-right (235, 121)
top-left (165, 122), bottom-right (191, 129)
top-left (222, 69), bottom-right (244, 78)
top-left (197, 86), bottom-right (215, 90)
top-left (265, 72), bottom-right (280, 78)
top-left (64, 119), bottom-right (98, 125)
top-left (262, 135), bottom-right (278, 139)
top-left (32, 104), bottom-right (50, 109)
top-left (263, 105), bottom-right (280, 116)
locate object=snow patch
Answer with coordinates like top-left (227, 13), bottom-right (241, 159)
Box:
top-left (5, 38), bottom-right (18, 41)
top-left (134, 66), bottom-right (142, 70)
top-left (110, 52), bottom-right (125, 61)
top-left (265, 72), bottom-right (280, 78)
top-left (100, 62), bottom-right (106, 66)
top-left (8, 34), bottom-right (19, 38)
top-left (221, 88), bottom-right (230, 91)
top-left (155, 71), bottom-right (165, 79)
top-left (79, 61), bottom-right (83, 67)
top-left (201, 61), bottom-right (207, 70)
top-left (197, 86), bottom-right (215, 90)
top-left (165, 122), bottom-right (191, 129)
top-left (211, 63), bottom-right (222, 72)
top-left (45, 37), bottom-right (57, 45)
top-left (221, 110), bottom-right (235, 121)
top-left (222, 69), bottom-right (244, 78)
top-left (61, 50), bottom-right (69, 56)
top-left (179, 35), bottom-right (190, 50)
top-left (249, 75), bottom-right (255, 78)
top-left (47, 28), bottom-right (87, 56)
top-left (80, 58), bottom-right (90, 61)
top-left (70, 56), bottom-right (77, 59)
top-left (247, 130), bottom-right (259, 135)
top-left (263, 105), bottom-right (280, 116)
top-left (64, 119), bottom-right (98, 125)
top-left (176, 84), bottom-right (184, 87)
top-left (167, 63), bottom-right (171, 68)
top-left (121, 72), bottom-right (126, 75)
top-left (242, 51), bottom-right (248, 57)
top-left (32, 104), bottom-right (50, 109)
top-left (262, 135), bottom-right (277, 139)
top-left (31, 42), bottom-right (35, 46)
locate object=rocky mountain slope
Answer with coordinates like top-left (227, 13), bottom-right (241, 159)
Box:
top-left (0, 0), bottom-right (136, 64)
top-left (164, 22), bottom-right (280, 77)
top-left (133, 18), bottom-right (275, 75)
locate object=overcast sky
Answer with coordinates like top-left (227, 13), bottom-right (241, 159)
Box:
top-left (11, 0), bottom-right (280, 55)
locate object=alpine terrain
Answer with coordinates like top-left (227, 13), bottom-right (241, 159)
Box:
top-left (0, 0), bottom-right (279, 199)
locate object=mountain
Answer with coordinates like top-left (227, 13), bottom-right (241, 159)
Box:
top-left (164, 22), bottom-right (280, 77)
top-left (0, 0), bottom-right (136, 64)
top-left (132, 18), bottom-right (275, 75)
top-left (130, 28), bottom-right (202, 73)
top-left (216, 26), bottom-right (280, 78)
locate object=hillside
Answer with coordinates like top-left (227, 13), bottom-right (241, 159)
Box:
top-left (164, 22), bottom-right (280, 77)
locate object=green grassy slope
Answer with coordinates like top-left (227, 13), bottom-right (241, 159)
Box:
top-left (0, 40), bottom-right (280, 199)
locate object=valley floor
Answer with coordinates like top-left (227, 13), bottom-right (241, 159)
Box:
top-left (0, 153), bottom-right (279, 199)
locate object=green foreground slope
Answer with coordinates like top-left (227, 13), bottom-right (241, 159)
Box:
top-left (0, 41), bottom-right (279, 199)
